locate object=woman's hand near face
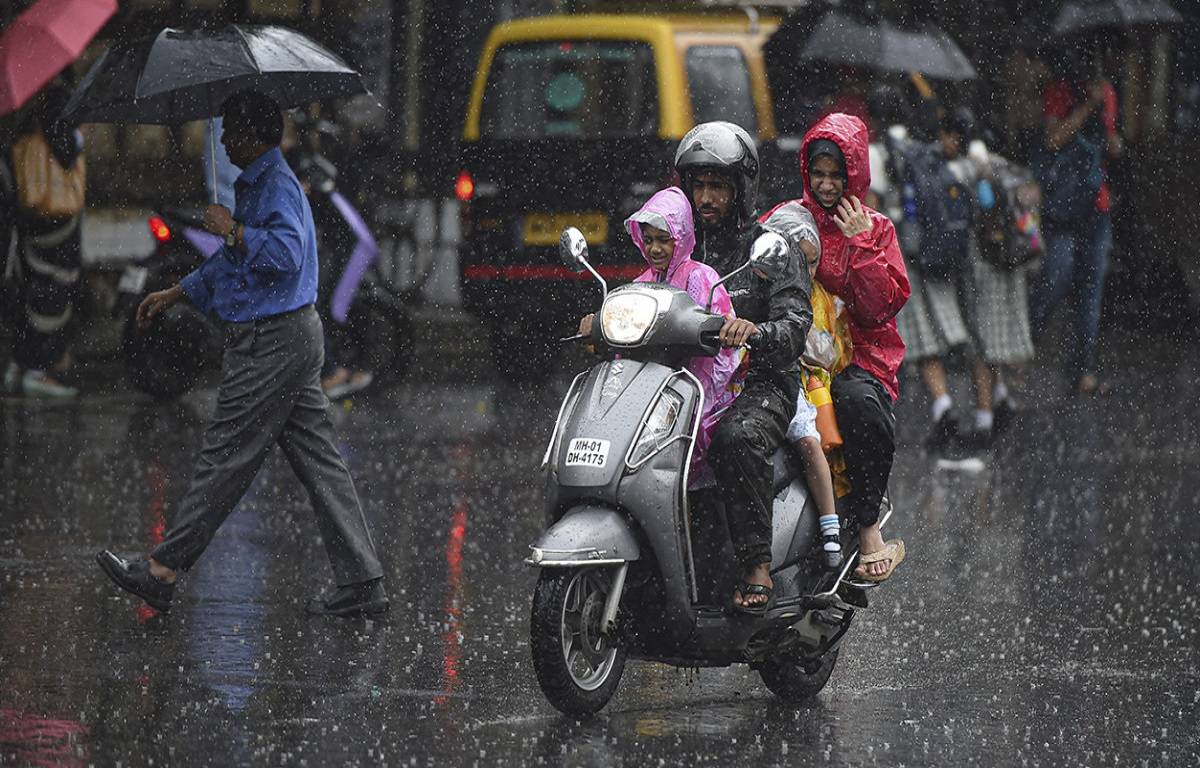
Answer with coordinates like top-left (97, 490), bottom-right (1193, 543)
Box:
top-left (833, 196), bottom-right (872, 238)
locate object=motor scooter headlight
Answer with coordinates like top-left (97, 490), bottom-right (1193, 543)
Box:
top-left (600, 292), bottom-right (660, 346)
top-left (628, 389), bottom-right (685, 466)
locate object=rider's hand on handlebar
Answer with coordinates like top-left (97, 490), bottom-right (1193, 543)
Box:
top-left (578, 313), bottom-right (595, 337)
top-left (719, 316), bottom-right (758, 348)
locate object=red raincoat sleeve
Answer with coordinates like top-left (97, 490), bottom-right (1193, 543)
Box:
top-left (839, 216), bottom-right (910, 328)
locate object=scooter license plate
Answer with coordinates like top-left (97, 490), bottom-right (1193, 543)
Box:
top-left (564, 438), bottom-right (610, 468)
top-left (117, 265), bottom-right (148, 294)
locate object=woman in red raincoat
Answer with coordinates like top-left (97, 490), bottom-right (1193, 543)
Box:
top-left (794, 112), bottom-right (910, 581)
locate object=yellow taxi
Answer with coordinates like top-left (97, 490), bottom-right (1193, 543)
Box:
top-left (455, 13), bottom-right (779, 377)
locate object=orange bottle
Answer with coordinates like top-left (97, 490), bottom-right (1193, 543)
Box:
top-left (807, 374), bottom-right (843, 453)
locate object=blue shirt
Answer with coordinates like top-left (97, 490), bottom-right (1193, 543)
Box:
top-left (180, 147), bottom-right (318, 322)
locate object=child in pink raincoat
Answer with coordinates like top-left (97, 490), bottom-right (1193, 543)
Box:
top-left (625, 187), bottom-right (744, 487)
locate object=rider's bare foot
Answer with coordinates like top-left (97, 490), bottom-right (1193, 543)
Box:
top-left (734, 562), bottom-right (773, 609)
top-left (856, 524), bottom-right (893, 579)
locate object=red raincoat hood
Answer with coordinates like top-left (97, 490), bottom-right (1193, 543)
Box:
top-left (800, 113), bottom-right (872, 208)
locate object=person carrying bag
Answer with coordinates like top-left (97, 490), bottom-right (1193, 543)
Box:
top-left (3, 82), bottom-right (87, 398)
top-left (11, 130), bottom-right (86, 220)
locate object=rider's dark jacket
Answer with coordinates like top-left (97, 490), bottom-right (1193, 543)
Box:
top-left (695, 201), bottom-right (816, 393)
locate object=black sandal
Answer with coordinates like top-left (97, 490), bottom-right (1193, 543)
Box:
top-left (733, 582), bottom-right (774, 616)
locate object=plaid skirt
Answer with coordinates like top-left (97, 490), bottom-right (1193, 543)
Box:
top-left (896, 252), bottom-right (1034, 365)
top-left (970, 257), bottom-right (1034, 365)
top-left (895, 264), bottom-right (970, 361)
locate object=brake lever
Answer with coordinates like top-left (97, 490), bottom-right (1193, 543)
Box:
top-left (558, 333), bottom-right (589, 344)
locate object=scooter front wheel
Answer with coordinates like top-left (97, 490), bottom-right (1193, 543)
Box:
top-left (530, 567), bottom-right (626, 715)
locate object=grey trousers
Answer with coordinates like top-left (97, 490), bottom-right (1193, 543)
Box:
top-left (151, 305), bottom-right (383, 586)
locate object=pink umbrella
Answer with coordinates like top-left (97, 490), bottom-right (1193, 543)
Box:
top-left (0, 0), bottom-right (117, 115)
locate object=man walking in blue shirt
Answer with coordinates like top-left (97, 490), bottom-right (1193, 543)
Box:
top-left (97, 91), bottom-right (387, 618)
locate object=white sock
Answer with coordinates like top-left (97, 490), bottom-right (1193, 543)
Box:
top-left (931, 394), bottom-right (953, 422)
top-left (993, 379), bottom-right (1009, 404)
top-left (974, 409), bottom-right (994, 431)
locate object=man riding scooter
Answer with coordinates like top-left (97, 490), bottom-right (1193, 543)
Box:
top-left (674, 121), bottom-right (817, 613)
top-left (577, 121), bottom-right (820, 612)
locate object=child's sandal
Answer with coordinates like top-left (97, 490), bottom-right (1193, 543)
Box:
top-left (821, 531), bottom-right (843, 570)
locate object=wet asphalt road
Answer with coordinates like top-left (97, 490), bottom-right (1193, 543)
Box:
top-left (1, 321), bottom-right (1198, 767)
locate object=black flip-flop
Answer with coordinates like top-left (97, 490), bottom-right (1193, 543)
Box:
top-left (733, 582), bottom-right (774, 616)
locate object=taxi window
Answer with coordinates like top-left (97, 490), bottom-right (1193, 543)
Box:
top-left (686, 46), bottom-right (757, 132)
top-left (480, 41), bottom-right (658, 139)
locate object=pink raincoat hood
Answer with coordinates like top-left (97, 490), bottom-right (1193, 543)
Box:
top-left (625, 186), bottom-right (697, 283)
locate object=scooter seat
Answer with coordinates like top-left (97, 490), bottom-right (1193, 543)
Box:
top-left (771, 446), bottom-right (805, 496)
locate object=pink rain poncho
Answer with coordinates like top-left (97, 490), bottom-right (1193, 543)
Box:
top-left (625, 187), bottom-right (745, 486)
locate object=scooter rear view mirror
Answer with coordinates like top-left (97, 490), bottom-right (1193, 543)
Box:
top-left (559, 227), bottom-right (589, 272)
top-left (749, 231), bottom-right (789, 282)
top-left (560, 226), bottom-right (607, 298)
top-left (705, 231), bottom-right (791, 312)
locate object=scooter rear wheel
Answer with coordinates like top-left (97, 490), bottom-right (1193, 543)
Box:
top-left (758, 648), bottom-right (839, 703)
top-left (530, 568), bottom-right (626, 715)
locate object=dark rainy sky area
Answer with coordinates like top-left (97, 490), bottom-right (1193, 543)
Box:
top-left (2, 0), bottom-right (1200, 765)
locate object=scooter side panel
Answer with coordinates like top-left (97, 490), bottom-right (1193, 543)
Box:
top-left (529, 505), bottom-right (641, 564)
top-left (772, 478), bottom-right (817, 570)
top-left (616, 438), bottom-right (696, 638)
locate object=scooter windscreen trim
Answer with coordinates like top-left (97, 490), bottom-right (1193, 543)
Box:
top-left (542, 371), bottom-right (589, 470)
top-left (676, 367), bottom-right (705, 604)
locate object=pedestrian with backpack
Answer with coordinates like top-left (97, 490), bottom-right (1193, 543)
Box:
top-left (968, 143), bottom-right (1041, 443)
top-left (892, 108), bottom-right (1037, 451)
top-left (1031, 48), bottom-right (1121, 396)
top-left (890, 108), bottom-right (976, 452)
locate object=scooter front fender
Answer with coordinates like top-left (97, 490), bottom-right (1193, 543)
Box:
top-left (526, 505), bottom-right (641, 567)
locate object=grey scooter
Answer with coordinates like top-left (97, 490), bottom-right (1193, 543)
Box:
top-left (528, 228), bottom-right (894, 715)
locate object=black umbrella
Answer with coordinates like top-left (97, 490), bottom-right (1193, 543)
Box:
top-left (1053, 0), bottom-right (1182, 35)
top-left (61, 25), bottom-right (368, 201)
top-left (771, 9), bottom-right (977, 81)
top-left (62, 24), bottom-right (367, 124)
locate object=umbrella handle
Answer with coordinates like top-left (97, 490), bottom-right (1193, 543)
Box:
top-left (208, 118), bottom-right (219, 206)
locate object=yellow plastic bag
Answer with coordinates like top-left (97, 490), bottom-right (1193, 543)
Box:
top-left (12, 131), bottom-right (86, 219)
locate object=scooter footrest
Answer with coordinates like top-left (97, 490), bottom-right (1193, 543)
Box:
top-left (839, 585), bottom-right (870, 609)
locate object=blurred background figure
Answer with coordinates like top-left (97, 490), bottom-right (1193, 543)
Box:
top-left (2, 78), bottom-right (86, 398)
top-left (1000, 35), bottom-right (1052, 167)
top-left (287, 114), bottom-right (379, 400)
top-left (890, 107), bottom-right (977, 453)
top-left (1031, 45), bottom-right (1121, 396)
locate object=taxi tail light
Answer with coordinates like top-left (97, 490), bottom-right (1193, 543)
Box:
top-left (454, 169), bottom-right (475, 202)
top-left (148, 216), bottom-right (172, 243)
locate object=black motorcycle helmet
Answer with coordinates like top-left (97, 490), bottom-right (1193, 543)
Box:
top-left (673, 121), bottom-right (760, 224)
